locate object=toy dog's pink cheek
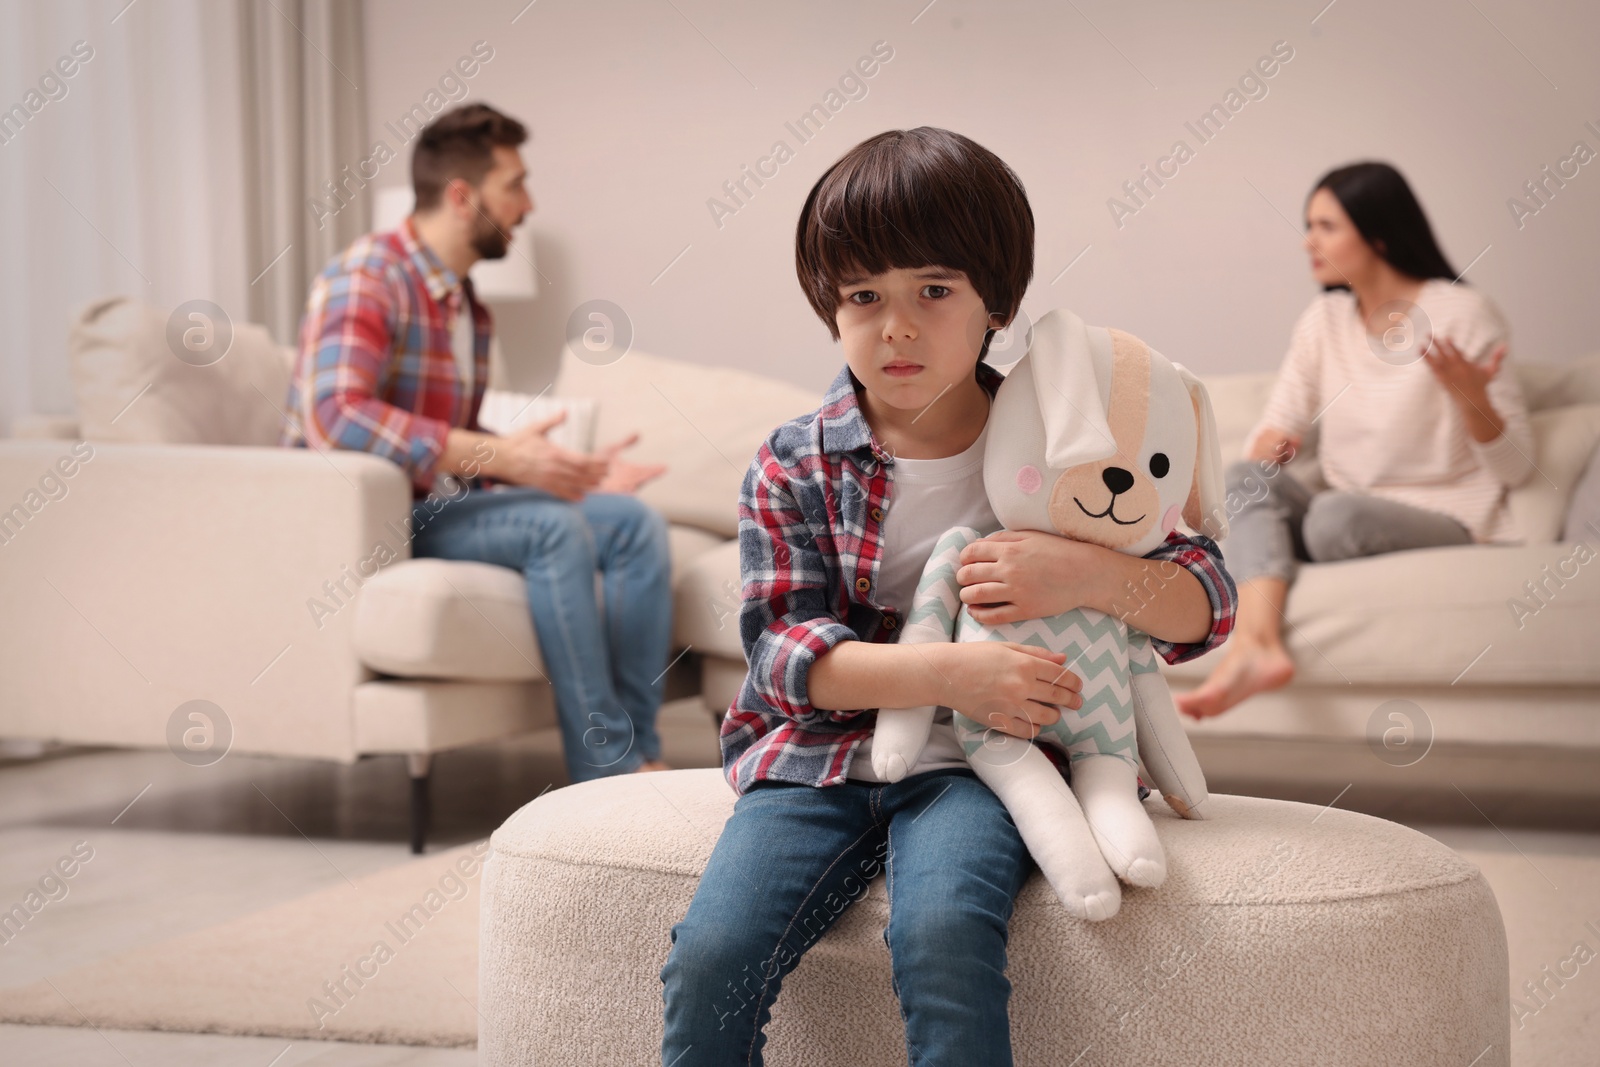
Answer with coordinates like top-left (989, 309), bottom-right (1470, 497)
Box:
top-left (1016, 465), bottom-right (1042, 494)
top-left (1161, 505), bottom-right (1181, 534)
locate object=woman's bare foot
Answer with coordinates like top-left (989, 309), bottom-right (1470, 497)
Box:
top-left (632, 758), bottom-right (672, 773)
top-left (1175, 642), bottom-right (1295, 719)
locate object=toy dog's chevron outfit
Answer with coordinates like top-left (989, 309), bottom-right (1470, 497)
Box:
top-left (905, 524), bottom-right (1157, 770)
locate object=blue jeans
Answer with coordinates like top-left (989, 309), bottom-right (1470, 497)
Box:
top-left (660, 768), bottom-right (1032, 1065)
top-left (409, 485), bottom-right (672, 781)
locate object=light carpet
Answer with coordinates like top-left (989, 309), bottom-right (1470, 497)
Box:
top-left (0, 840), bottom-right (487, 1047)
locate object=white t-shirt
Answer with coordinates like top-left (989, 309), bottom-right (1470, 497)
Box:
top-left (450, 292), bottom-right (476, 397)
top-left (846, 403), bottom-right (1001, 782)
top-left (433, 293), bottom-right (478, 496)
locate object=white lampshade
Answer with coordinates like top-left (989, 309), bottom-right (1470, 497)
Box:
top-left (371, 185), bottom-right (538, 300)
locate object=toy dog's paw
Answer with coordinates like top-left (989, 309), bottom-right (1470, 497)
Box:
top-left (871, 750), bottom-right (911, 782)
top-left (1066, 881), bottom-right (1122, 923)
top-left (1124, 856), bottom-right (1167, 889)
top-left (1040, 858), bottom-right (1122, 921)
top-left (1164, 792), bottom-right (1207, 820)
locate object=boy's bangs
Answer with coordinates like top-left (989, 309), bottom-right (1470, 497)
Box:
top-left (810, 167), bottom-right (970, 291)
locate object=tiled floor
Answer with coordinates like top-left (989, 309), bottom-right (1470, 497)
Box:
top-left (2, 698), bottom-right (1595, 1063)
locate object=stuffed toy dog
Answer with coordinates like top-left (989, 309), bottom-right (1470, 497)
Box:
top-left (870, 307), bottom-right (1227, 921)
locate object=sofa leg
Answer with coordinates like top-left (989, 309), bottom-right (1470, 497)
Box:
top-left (408, 753), bottom-right (432, 855)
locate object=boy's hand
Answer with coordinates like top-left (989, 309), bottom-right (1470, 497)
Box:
top-left (957, 530), bottom-right (1101, 625)
top-left (925, 641), bottom-right (1082, 740)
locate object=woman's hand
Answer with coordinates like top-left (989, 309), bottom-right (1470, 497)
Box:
top-left (956, 530), bottom-right (1099, 626)
top-left (1422, 336), bottom-right (1504, 402)
top-left (1422, 336), bottom-right (1507, 442)
top-left (1245, 425), bottom-right (1301, 465)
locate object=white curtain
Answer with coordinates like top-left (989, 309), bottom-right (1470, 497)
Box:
top-left (237, 0), bottom-right (369, 346)
top-left (0, 0), bottom-right (367, 437)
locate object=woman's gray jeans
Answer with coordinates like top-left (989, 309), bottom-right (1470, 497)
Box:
top-left (1223, 459), bottom-right (1473, 583)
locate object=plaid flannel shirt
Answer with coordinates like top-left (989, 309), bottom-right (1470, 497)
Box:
top-left (282, 217), bottom-right (493, 500)
top-left (722, 357), bottom-right (1238, 796)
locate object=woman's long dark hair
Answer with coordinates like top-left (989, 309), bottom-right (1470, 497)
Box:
top-left (1309, 162), bottom-right (1459, 288)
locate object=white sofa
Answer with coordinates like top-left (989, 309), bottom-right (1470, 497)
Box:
top-left (0, 297), bottom-right (812, 851)
top-left (665, 348), bottom-right (1600, 795)
top-left (5, 294), bottom-right (1600, 847)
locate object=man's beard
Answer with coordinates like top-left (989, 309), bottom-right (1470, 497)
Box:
top-left (469, 211), bottom-right (511, 260)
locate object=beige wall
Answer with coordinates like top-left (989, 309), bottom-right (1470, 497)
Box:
top-left (361, 0), bottom-right (1600, 397)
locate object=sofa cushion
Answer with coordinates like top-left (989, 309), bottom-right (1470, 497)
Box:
top-left (355, 558), bottom-right (543, 681)
top-left (554, 348), bottom-right (819, 539)
top-left (354, 522), bottom-right (726, 680)
top-left (1169, 540), bottom-right (1600, 686)
top-left (1197, 372), bottom-right (1277, 467)
top-left (68, 296), bottom-right (293, 446)
top-left (1517, 351), bottom-right (1600, 411)
top-left (689, 532), bottom-right (1600, 688)
top-left (1563, 438), bottom-right (1600, 543)
top-left (1508, 402), bottom-right (1600, 543)
top-left (673, 537), bottom-right (745, 661)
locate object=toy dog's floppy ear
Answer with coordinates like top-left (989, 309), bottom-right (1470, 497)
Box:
top-left (1030, 309), bottom-right (1117, 471)
top-left (1172, 361), bottom-right (1228, 541)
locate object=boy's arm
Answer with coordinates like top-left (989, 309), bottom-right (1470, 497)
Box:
top-left (738, 448), bottom-right (925, 724)
top-left (1100, 532), bottom-right (1236, 664)
top-left (810, 525), bottom-right (980, 716)
top-left (959, 529), bottom-right (1236, 665)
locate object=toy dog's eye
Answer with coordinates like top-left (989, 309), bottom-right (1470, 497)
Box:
top-left (1148, 453), bottom-right (1170, 478)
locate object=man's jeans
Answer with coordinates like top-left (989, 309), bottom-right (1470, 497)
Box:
top-left (660, 768), bottom-right (1033, 1066)
top-left (409, 485), bottom-right (672, 781)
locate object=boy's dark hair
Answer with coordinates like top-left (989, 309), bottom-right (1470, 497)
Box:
top-left (795, 127), bottom-right (1034, 342)
top-left (412, 104), bottom-right (528, 212)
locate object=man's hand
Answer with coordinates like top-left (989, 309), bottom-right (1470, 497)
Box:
top-left (593, 431), bottom-right (668, 495)
top-left (486, 410), bottom-right (609, 500)
top-left (926, 640), bottom-right (1082, 740)
top-left (956, 530), bottom-right (1101, 626)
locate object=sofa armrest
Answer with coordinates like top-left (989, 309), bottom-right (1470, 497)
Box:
top-left (9, 414), bottom-right (82, 440)
top-left (0, 440), bottom-right (414, 762)
top-left (1509, 402), bottom-right (1600, 543)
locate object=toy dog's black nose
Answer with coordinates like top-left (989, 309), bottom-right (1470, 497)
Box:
top-left (1102, 466), bottom-right (1134, 495)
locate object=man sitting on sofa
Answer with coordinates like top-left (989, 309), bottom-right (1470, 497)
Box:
top-left (282, 102), bottom-right (674, 779)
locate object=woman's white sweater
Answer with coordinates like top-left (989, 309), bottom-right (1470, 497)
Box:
top-left (1247, 279), bottom-right (1536, 543)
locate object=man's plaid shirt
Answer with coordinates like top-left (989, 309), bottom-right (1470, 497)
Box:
top-left (282, 216), bottom-right (492, 500)
top-left (722, 357), bottom-right (1238, 796)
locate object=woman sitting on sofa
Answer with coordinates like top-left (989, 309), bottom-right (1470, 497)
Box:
top-left (1176, 161), bottom-right (1535, 719)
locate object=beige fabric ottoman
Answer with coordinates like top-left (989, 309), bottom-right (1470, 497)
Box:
top-left (479, 768), bottom-right (1508, 1065)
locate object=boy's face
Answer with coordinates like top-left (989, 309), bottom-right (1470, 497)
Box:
top-left (834, 265), bottom-right (1001, 415)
